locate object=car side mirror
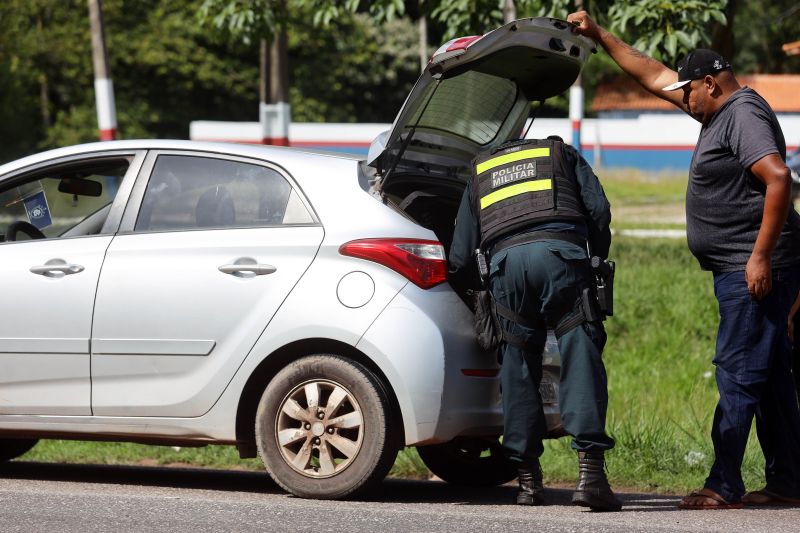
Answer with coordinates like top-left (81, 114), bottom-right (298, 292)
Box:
top-left (58, 177), bottom-right (102, 197)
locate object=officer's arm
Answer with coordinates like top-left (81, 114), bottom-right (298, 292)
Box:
top-left (571, 149), bottom-right (612, 258)
top-left (448, 184), bottom-right (481, 295)
top-left (449, 185), bottom-right (479, 272)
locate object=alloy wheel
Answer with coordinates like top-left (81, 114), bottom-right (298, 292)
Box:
top-left (275, 379), bottom-right (364, 478)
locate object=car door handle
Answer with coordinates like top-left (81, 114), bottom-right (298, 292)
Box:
top-left (30, 259), bottom-right (85, 278)
top-left (218, 258), bottom-right (277, 278)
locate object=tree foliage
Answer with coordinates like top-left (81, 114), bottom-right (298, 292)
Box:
top-left (605, 0), bottom-right (727, 63)
top-left (0, 0), bottom-right (421, 162)
top-left (197, 0), bottom-right (405, 44)
top-left (1, 0), bottom-right (792, 164)
top-left (288, 14), bottom-right (419, 122)
top-left (721, 0), bottom-right (800, 74)
top-left (427, 0), bottom-right (572, 39)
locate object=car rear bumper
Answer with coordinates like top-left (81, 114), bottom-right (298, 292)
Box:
top-left (357, 282), bottom-right (497, 445)
top-left (357, 282), bottom-right (562, 446)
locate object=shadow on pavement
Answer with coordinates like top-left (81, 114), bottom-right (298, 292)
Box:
top-left (1, 461), bottom-right (681, 511)
top-left (0, 461), bottom-right (281, 494)
top-left (378, 478), bottom-right (682, 511)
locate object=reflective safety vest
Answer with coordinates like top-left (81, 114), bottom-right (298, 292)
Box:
top-left (471, 138), bottom-right (586, 248)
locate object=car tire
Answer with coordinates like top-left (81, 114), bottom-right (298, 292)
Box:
top-left (255, 354), bottom-right (399, 500)
top-left (417, 437), bottom-right (517, 486)
top-left (0, 438), bottom-right (38, 463)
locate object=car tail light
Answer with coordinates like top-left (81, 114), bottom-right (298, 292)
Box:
top-left (429, 35), bottom-right (483, 65)
top-left (445, 35), bottom-right (482, 52)
top-left (339, 239), bottom-right (448, 289)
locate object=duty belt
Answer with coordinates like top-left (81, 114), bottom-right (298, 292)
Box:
top-left (490, 230), bottom-right (586, 256)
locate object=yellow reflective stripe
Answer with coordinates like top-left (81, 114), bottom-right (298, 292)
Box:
top-left (475, 147), bottom-right (550, 175)
top-left (480, 179), bottom-right (552, 210)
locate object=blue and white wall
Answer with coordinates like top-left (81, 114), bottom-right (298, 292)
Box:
top-left (191, 113), bottom-right (800, 172)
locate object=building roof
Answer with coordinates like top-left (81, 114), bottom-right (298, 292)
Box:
top-left (591, 74), bottom-right (800, 113)
top-left (784, 40), bottom-right (800, 56)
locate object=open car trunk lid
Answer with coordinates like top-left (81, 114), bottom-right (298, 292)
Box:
top-left (369, 17), bottom-right (594, 185)
top-left (367, 17), bottom-right (594, 252)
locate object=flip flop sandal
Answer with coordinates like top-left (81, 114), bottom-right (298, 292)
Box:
top-left (678, 488), bottom-right (743, 510)
top-left (743, 489), bottom-right (800, 506)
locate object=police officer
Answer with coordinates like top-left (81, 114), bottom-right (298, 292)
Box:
top-left (449, 136), bottom-right (621, 511)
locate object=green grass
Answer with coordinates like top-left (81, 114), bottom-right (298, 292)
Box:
top-left (25, 440), bottom-right (261, 470)
top-left (14, 171), bottom-right (777, 495)
top-left (600, 168), bottom-right (687, 206)
top-left (539, 236), bottom-right (769, 495)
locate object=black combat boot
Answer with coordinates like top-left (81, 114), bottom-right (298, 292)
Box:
top-left (572, 451), bottom-right (622, 511)
top-left (516, 460), bottom-right (545, 505)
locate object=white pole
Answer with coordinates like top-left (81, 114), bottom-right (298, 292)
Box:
top-left (261, 26), bottom-right (291, 146)
top-left (569, 84), bottom-right (583, 151)
top-left (570, 0), bottom-right (584, 154)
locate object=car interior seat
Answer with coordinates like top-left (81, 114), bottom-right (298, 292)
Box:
top-left (195, 185), bottom-right (236, 228)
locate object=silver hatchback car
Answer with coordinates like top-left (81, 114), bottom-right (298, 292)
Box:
top-left (0, 18), bottom-right (592, 499)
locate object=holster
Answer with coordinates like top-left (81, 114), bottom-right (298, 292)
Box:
top-left (553, 258), bottom-right (615, 339)
top-left (591, 257), bottom-right (615, 317)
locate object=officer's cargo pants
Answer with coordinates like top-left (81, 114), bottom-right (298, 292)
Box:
top-left (489, 239), bottom-right (615, 462)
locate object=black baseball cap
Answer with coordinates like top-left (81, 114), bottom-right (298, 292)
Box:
top-left (662, 49), bottom-right (732, 91)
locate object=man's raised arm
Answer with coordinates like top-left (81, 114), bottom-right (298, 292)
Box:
top-left (567, 10), bottom-right (687, 113)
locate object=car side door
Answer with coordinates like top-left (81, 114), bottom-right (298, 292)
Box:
top-left (90, 151), bottom-right (323, 417)
top-left (0, 151), bottom-right (144, 415)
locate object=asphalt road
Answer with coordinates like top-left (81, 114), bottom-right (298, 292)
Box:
top-left (0, 462), bottom-right (797, 533)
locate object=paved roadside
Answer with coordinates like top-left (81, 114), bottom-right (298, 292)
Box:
top-left (0, 462), bottom-right (796, 532)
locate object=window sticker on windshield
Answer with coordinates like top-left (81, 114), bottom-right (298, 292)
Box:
top-left (23, 190), bottom-right (52, 229)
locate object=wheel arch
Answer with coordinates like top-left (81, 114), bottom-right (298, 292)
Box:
top-left (234, 338), bottom-right (404, 458)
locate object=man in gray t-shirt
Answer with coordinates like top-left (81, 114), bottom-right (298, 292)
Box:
top-left (687, 86), bottom-right (800, 272)
top-left (570, 11), bottom-right (800, 510)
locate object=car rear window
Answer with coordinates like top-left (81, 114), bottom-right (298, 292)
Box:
top-left (405, 70), bottom-right (518, 145)
top-left (135, 155), bottom-right (313, 232)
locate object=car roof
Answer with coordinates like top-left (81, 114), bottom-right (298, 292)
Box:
top-left (0, 140), bottom-right (362, 176)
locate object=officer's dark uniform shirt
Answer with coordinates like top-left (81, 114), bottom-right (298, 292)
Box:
top-left (449, 144), bottom-right (611, 276)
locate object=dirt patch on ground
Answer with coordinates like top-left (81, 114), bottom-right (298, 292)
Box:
top-left (132, 460), bottom-right (259, 471)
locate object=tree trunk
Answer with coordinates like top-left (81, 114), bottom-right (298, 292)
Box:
top-left (711, 0), bottom-right (737, 64)
top-left (502, 0), bottom-right (516, 23)
top-left (260, 38), bottom-right (270, 104)
top-left (418, 15), bottom-right (428, 71)
top-left (35, 13), bottom-right (50, 129)
top-left (270, 27), bottom-right (289, 104)
top-left (39, 73), bottom-right (51, 129)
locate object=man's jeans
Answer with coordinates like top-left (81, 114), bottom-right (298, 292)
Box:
top-left (705, 265), bottom-right (800, 502)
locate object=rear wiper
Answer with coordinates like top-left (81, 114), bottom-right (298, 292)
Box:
top-left (382, 76), bottom-right (442, 184)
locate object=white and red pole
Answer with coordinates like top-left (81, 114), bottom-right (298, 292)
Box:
top-left (259, 27), bottom-right (291, 146)
top-left (88, 0), bottom-right (117, 141)
top-left (569, 83), bottom-right (583, 151)
top-left (570, 0), bottom-right (584, 153)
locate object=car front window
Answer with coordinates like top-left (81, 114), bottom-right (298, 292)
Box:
top-left (0, 161), bottom-right (127, 242)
